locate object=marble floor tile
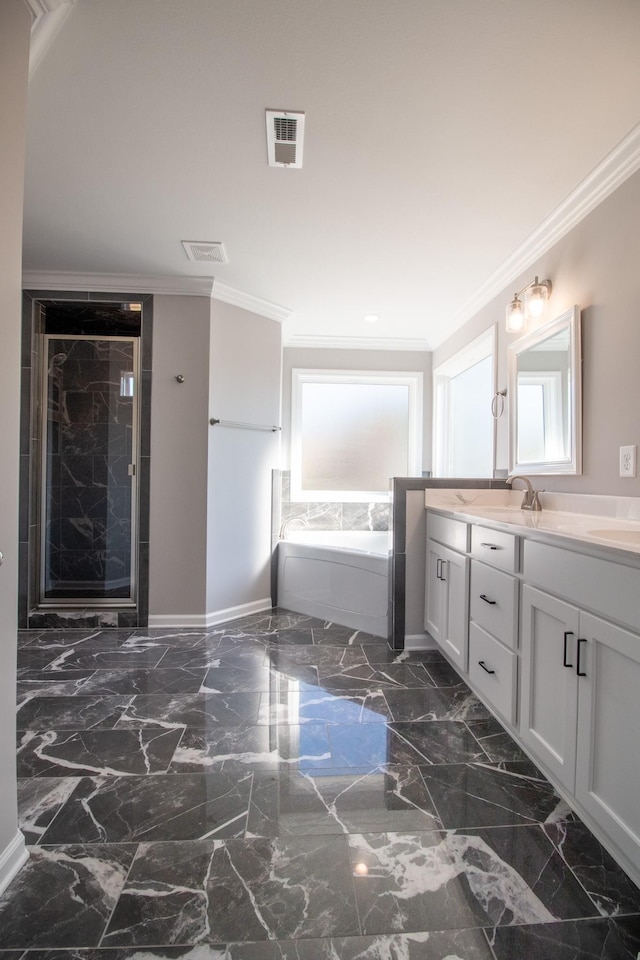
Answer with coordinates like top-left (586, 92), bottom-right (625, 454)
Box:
top-left (16, 695), bottom-right (133, 731)
top-left (124, 630), bottom-right (210, 649)
top-left (18, 628), bottom-right (135, 650)
top-left (169, 723), bottom-right (334, 773)
top-left (17, 671), bottom-right (96, 704)
top-left (17, 777), bottom-right (80, 843)
top-left (115, 692), bottom-right (262, 729)
top-left (247, 766), bottom-right (441, 838)
top-left (103, 836), bottom-right (360, 945)
top-left (10, 609), bottom-right (640, 955)
top-left (78, 667), bottom-right (206, 695)
top-left (489, 916), bottom-right (640, 960)
top-left (40, 771), bottom-right (253, 843)
top-left (257, 686), bottom-right (391, 725)
top-left (225, 929), bottom-right (496, 958)
top-left (312, 623), bottom-right (378, 645)
top-left (266, 645), bottom-right (369, 669)
top-left (384, 687), bottom-right (491, 723)
top-left (349, 825), bottom-right (597, 936)
top-left (17, 727), bottom-right (184, 777)
top-left (544, 819), bottom-right (640, 917)
top-left (316, 663), bottom-right (434, 693)
top-left (464, 717), bottom-right (529, 763)
top-left (419, 760), bottom-right (574, 829)
top-left (386, 721), bottom-right (489, 765)
top-left (42, 647), bottom-right (170, 671)
top-left (0, 844), bottom-right (135, 949)
top-left (158, 645), bottom-right (267, 671)
top-left (201, 664), bottom-right (315, 694)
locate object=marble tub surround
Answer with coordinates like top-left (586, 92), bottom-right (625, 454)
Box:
top-left (2, 611), bottom-right (640, 957)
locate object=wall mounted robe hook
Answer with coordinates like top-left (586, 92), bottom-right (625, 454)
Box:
top-left (174, 374), bottom-right (185, 383)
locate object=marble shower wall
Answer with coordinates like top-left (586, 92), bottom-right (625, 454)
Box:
top-left (44, 337), bottom-right (134, 597)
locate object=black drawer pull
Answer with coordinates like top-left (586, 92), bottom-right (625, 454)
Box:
top-left (576, 637), bottom-right (587, 677)
top-left (480, 594), bottom-right (496, 605)
top-left (478, 660), bottom-right (496, 674)
top-left (563, 631), bottom-right (573, 668)
top-left (480, 542), bottom-right (500, 550)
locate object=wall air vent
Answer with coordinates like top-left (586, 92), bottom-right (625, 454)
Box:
top-left (266, 109), bottom-right (305, 168)
top-left (181, 241), bottom-right (227, 264)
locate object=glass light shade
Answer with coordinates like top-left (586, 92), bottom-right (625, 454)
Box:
top-left (524, 278), bottom-right (550, 321)
top-left (506, 296), bottom-right (526, 333)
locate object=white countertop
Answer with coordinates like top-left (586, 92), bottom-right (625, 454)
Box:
top-left (424, 489), bottom-right (640, 560)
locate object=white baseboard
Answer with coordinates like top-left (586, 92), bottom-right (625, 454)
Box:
top-left (0, 831), bottom-right (28, 896)
top-left (148, 598), bottom-right (273, 629)
top-left (403, 633), bottom-right (437, 651)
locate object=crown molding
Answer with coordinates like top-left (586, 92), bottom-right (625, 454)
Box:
top-left (22, 270), bottom-right (215, 297)
top-left (284, 334), bottom-right (431, 352)
top-left (448, 119), bottom-right (640, 332)
top-left (26, 0), bottom-right (75, 79)
top-left (211, 280), bottom-right (291, 323)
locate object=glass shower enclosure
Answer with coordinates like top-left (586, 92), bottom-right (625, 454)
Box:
top-left (39, 335), bottom-right (139, 605)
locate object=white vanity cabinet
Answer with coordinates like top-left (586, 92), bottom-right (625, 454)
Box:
top-left (424, 501), bottom-right (640, 887)
top-left (520, 545), bottom-right (640, 879)
top-left (425, 514), bottom-right (469, 672)
top-left (467, 525), bottom-right (519, 724)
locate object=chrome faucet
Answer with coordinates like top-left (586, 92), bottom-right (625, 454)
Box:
top-left (507, 475), bottom-right (543, 511)
top-left (279, 515), bottom-right (309, 539)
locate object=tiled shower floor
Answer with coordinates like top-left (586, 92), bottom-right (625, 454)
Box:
top-left (3, 609), bottom-right (640, 958)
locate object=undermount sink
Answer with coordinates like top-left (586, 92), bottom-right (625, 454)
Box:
top-left (587, 528), bottom-right (640, 544)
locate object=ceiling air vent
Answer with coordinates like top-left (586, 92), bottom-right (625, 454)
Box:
top-left (181, 241), bottom-right (227, 264)
top-left (266, 109), bottom-right (305, 168)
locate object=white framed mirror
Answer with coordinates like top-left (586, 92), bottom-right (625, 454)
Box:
top-left (508, 305), bottom-right (582, 475)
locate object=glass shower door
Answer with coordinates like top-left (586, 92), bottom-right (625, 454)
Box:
top-left (40, 335), bottom-right (138, 604)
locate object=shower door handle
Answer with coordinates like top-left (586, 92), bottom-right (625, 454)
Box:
top-left (0, 550), bottom-right (3, 566)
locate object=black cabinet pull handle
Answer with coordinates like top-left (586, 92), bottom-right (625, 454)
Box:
top-left (436, 558), bottom-right (442, 580)
top-left (576, 637), bottom-right (587, 677)
top-left (478, 660), bottom-right (496, 674)
top-left (480, 542), bottom-right (499, 550)
top-left (440, 560), bottom-right (446, 582)
top-left (480, 594), bottom-right (496, 605)
top-left (563, 631), bottom-right (574, 668)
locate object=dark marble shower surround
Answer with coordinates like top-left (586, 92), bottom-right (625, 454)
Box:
top-left (43, 335), bottom-right (135, 600)
top-left (19, 293), bottom-right (153, 628)
top-left (5, 609), bottom-right (640, 956)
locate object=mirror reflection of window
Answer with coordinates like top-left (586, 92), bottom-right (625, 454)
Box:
top-left (517, 373), bottom-right (564, 463)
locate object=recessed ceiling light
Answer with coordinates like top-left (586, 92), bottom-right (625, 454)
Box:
top-left (364, 314), bottom-right (379, 323)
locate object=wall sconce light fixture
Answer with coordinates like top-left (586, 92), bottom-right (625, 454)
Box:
top-left (506, 276), bottom-right (552, 333)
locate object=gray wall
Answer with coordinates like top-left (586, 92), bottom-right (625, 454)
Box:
top-left (206, 301), bottom-right (282, 616)
top-left (149, 296), bottom-right (282, 623)
top-left (149, 295), bottom-right (211, 619)
top-left (433, 166), bottom-right (640, 496)
top-left (282, 347), bottom-right (433, 473)
top-left (0, 0), bottom-right (30, 885)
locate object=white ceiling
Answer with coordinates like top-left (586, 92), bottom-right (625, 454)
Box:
top-left (22, 0), bottom-right (640, 349)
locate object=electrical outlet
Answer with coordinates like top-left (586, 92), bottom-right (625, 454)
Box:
top-left (620, 445), bottom-right (637, 477)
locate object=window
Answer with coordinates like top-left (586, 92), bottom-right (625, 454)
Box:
top-left (433, 328), bottom-right (496, 478)
top-left (291, 369), bottom-right (423, 502)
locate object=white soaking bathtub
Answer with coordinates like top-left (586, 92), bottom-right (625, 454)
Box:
top-left (276, 530), bottom-right (392, 638)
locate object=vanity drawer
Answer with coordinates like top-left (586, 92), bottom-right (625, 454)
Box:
top-left (468, 621), bottom-right (517, 724)
top-left (427, 512), bottom-right (469, 553)
top-left (469, 561), bottom-right (519, 649)
top-left (471, 525), bottom-right (519, 573)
